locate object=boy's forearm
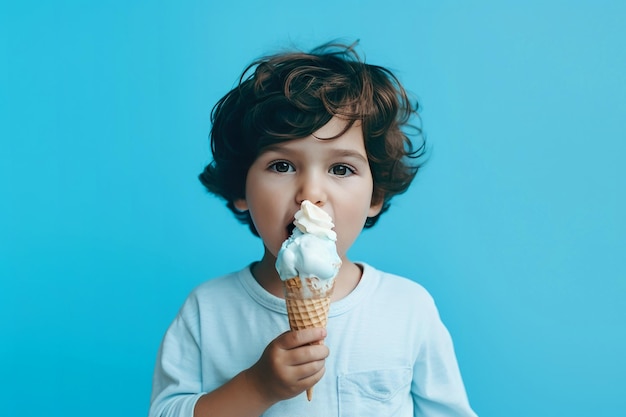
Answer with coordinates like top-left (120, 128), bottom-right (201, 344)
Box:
top-left (193, 370), bottom-right (273, 417)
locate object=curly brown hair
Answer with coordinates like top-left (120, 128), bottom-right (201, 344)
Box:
top-left (199, 42), bottom-right (426, 236)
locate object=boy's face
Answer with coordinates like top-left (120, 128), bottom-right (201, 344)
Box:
top-left (234, 117), bottom-right (383, 261)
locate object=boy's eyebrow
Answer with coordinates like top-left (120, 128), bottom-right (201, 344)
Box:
top-left (260, 145), bottom-right (368, 163)
top-left (332, 149), bottom-right (369, 163)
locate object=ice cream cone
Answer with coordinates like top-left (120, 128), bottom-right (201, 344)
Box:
top-left (277, 201), bottom-right (341, 401)
top-left (284, 276), bottom-right (335, 401)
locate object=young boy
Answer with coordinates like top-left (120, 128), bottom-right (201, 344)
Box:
top-left (149, 42), bottom-right (477, 417)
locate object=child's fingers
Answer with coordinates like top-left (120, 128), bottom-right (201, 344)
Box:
top-left (293, 359), bottom-right (326, 384)
top-left (249, 331), bottom-right (329, 402)
top-left (276, 328), bottom-right (327, 349)
top-left (289, 343), bottom-right (329, 366)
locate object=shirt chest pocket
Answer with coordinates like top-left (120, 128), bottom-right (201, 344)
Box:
top-left (337, 367), bottom-right (412, 417)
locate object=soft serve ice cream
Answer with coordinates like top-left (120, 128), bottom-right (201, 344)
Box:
top-left (275, 200), bottom-right (342, 295)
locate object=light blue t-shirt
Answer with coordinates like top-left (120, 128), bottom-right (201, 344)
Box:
top-left (149, 263), bottom-right (477, 417)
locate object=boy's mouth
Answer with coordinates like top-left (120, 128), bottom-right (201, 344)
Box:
top-left (286, 222), bottom-right (296, 237)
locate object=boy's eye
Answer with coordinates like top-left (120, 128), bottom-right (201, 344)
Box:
top-left (269, 161), bottom-right (294, 173)
top-left (329, 164), bottom-right (355, 177)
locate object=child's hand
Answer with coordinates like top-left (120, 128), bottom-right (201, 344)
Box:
top-left (246, 328), bottom-right (329, 404)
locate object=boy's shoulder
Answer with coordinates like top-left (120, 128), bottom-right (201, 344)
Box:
top-left (356, 263), bottom-right (442, 325)
top-left (172, 266), bottom-right (266, 323)
top-left (362, 263), bottom-right (436, 305)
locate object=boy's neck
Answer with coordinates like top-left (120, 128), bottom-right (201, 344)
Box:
top-left (251, 249), bottom-right (363, 302)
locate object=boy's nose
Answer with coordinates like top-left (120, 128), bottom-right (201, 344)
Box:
top-left (295, 175), bottom-right (327, 207)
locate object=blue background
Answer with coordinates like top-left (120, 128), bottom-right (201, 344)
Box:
top-left (1, 1), bottom-right (625, 416)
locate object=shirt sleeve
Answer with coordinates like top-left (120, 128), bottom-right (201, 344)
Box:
top-left (149, 296), bottom-right (204, 417)
top-left (411, 295), bottom-right (478, 417)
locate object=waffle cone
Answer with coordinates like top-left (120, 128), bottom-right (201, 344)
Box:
top-left (283, 276), bottom-right (335, 401)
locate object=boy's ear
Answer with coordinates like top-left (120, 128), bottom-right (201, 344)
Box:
top-left (233, 198), bottom-right (249, 212)
top-left (368, 198), bottom-right (384, 217)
